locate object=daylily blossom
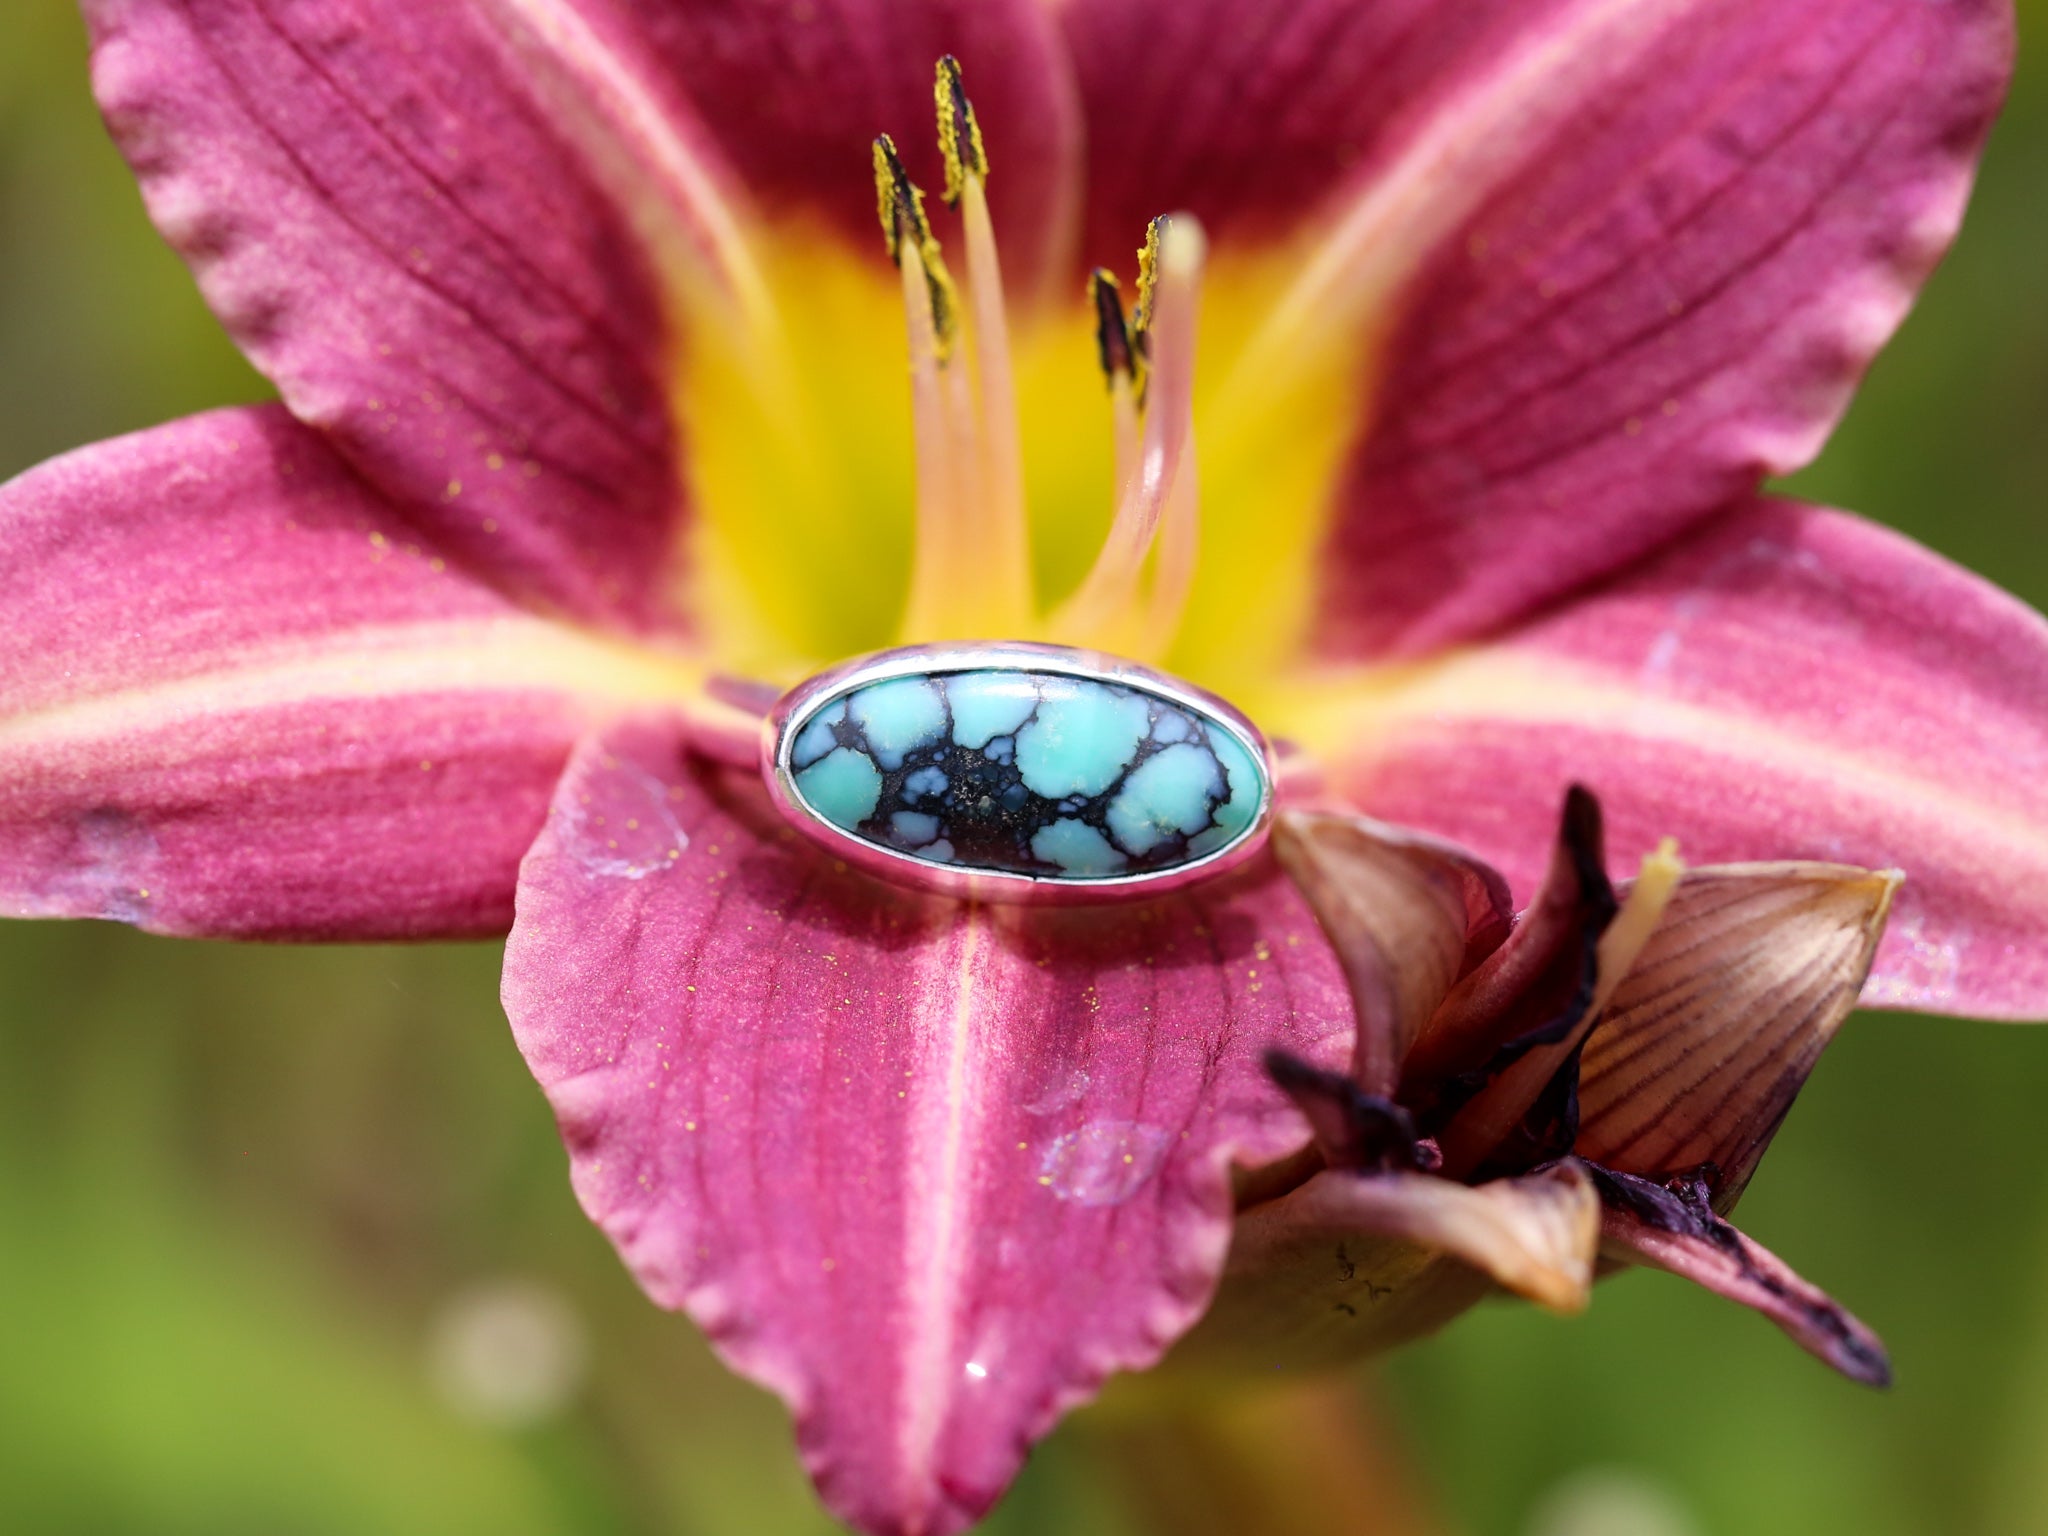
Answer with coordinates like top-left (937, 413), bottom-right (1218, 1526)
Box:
top-left (4, 3), bottom-right (2046, 1534)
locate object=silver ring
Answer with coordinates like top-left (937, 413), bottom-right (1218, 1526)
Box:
top-left (763, 641), bottom-right (1275, 903)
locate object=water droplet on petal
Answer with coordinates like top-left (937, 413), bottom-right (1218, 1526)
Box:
top-left (1039, 1120), bottom-right (1170, 1206)
top-left (561, 759), bottom-right (686, 878)
top-left (24, 808), bottom-right (162, 922)
top-left (1022, 1066), bottom-right (1091, 1116)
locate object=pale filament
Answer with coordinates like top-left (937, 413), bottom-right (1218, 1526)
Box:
top-left (957, 174), bottom-right (1032, 628)
top-left (896, 234), bottom-right (979, 642)
top-left (1108, 367), bottom-right (1140, 505)
top-left (941, 333), bottom-right (982, 585)
top-left (1142, 450), bottom-right (1200, 653)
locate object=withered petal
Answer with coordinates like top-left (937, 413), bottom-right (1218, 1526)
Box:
top-left (1402, 786), bottom-right (1612, 1095)
top-left (1577, 863), bottom-right (1900, 1206)
top-left (1174, 1162), bottom-right (1599, 1375)
top-left (1595, 1166), bottom-right (1891, 1387)
top-left (1273, 809), bottom-right (1512, 1096)
top-left (1331, 499), bottom-right (2048, 1023)
top-left (1407, 788), bottom-right (1682, 1179)
top-left (1262, 1049), bottom-right (1435, 1175)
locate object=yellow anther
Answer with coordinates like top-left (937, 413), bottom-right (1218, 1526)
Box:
top-left (872, 133), bottom-right (959, 358)
top-left (1132, 215), bottom-right (1169, 347)
top-left (873, 147), bottom-right (899, 255)
top-left (872, 134), bottom-right (933, 260)
top-left (934, 56), bottom-right (987, 207)
top-left (1088, 268), bottom-right (1135, 386)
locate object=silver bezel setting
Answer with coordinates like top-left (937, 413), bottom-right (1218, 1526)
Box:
top-left (763, 641), bottom-right (1275, 904)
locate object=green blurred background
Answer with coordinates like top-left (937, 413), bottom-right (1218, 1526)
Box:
top-left (3, 3), bottom-right (2045, 1533)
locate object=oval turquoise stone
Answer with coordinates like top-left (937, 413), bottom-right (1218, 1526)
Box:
top-left (784, 666), bottom-right (1267, 881)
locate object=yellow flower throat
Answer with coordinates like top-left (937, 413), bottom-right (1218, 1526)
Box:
top-left (671, 58), bottom-right (1366, 720)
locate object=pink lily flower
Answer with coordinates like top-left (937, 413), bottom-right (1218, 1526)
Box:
top-left (4, 2), bottom-right (2045, 1533)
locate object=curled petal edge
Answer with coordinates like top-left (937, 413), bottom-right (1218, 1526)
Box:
top-left (1596, 1167), bottom-right (1891, 1387)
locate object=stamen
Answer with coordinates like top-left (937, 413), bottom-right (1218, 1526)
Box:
top-left (1132, 215), bottom-right (1165, 385)
top-left (872, 135), bottom-right (959, 358)
top-left (1053, 215), bottom-right (1207, 651)
top-left (1144, 447), bottom-right (1200, 650)
top-left (897, 235), bottom-right (968, 630)
top-left (1089, 268), bottom-right (1136, 383)
top-left (879, 63), bottom-right (1209, 651)
top-left (933, 56), bottom-right (988, 208)
top-left (936, 57), bottom-right (1030, 632)
top-left (1088, 269), bottom-right (1142, 498)
top-left (1124, 225), bottom-right (1199, 653)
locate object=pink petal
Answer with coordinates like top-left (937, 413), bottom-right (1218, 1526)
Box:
top-left (1177, 1162), bottom-right (1599, 1374)
top-left (1063, 0), bottom-right (2010, 653)
top-left (1597, 1168), bottom-right (1890, 1386)
top-left (0, 408), bottom-right (672, 938)
top-left (84, 0), bottom-right (720, 630)
top-left (1061, 0), bottom-right (1493, 267)
top-left (1577, 863), bottom-right (1899, 1205)
top-left (624, 0), bottom-right (1083, 305)
top-left (502, 718), bottom-right (1352, 1536)
top-left (1332, 500), bottom-right (2048, 1020)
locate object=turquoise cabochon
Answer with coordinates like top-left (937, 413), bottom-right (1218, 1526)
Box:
top-left (785, 666), bottom-right (1268, 882)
